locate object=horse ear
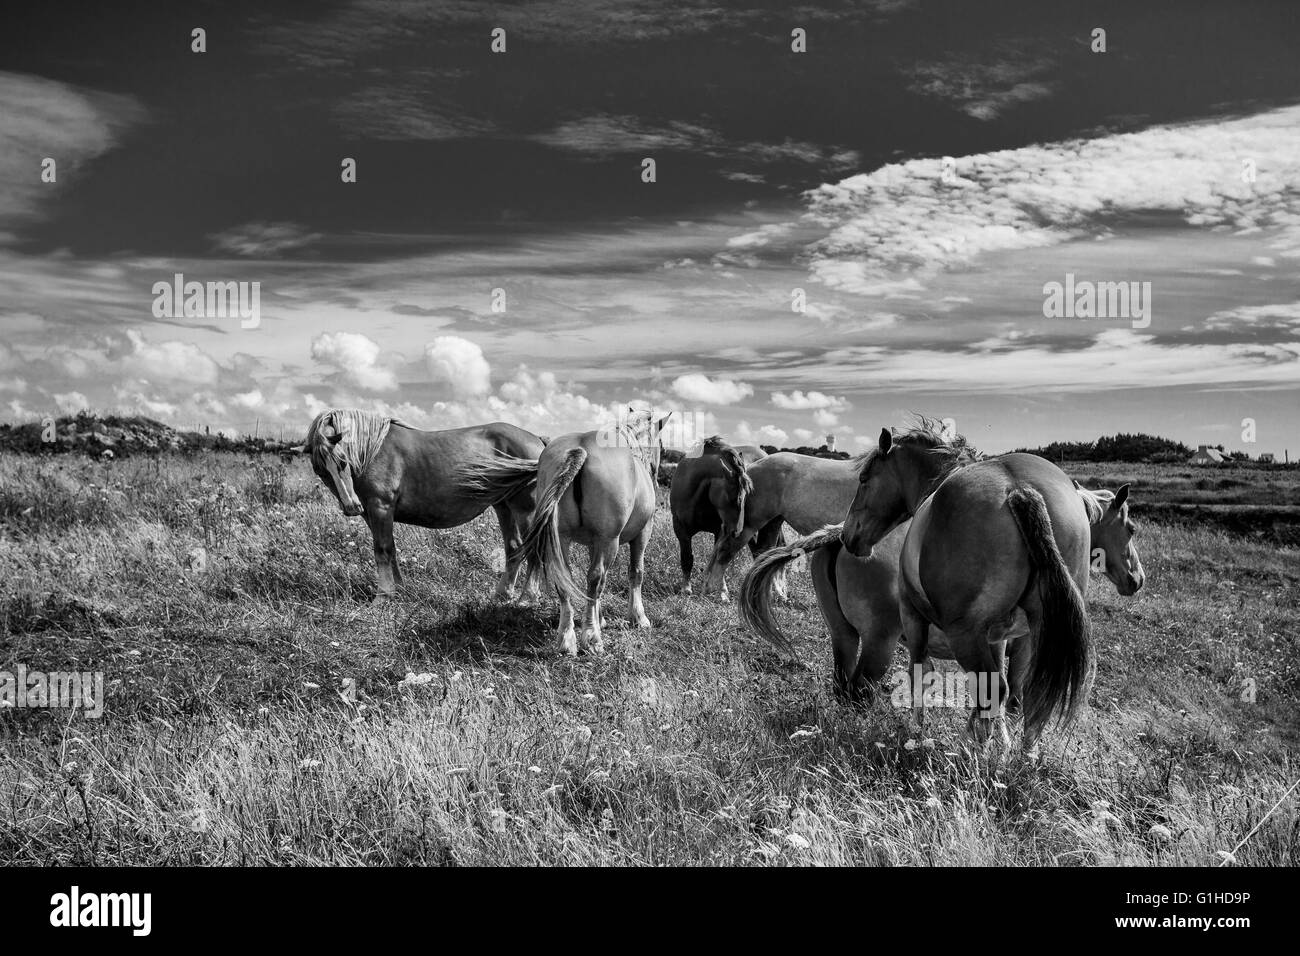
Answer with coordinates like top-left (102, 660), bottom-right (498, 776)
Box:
top-left (878, 428), bottom-right (893, 454)
top-left (1072, 478), bottom-right (1081, 490)
top-left (1112, 483), bottom-right (1130, 510)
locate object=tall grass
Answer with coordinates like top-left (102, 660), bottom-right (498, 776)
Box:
top-left (1, 451), bottom-right (1297, 865)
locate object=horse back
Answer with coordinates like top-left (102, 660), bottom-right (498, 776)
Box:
top-left (909, 456), bottom-right (1088, 624)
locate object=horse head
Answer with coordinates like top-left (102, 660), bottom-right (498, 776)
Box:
top-left (1087, 482), bottom-right (1144, 596)
top-left (843, 419), bottom-right (974, 558)
top-left (308, 411), bottom-right (365, 517)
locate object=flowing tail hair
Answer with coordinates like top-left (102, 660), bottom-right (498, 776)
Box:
top-left (738, 523), bottom-right (843, 659)
top-left (1005, 486), bottom-right (1093, 739)
top-left (512, 448), bottom-right (588, 604)
top-left (454, 451), bottom-right (541, 506)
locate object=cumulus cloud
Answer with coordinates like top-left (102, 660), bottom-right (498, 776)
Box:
top-left (425, 336), bottom-right (492, 397)
top-left (311, 331), bottom-right (398, 391)
top-left (734, 421), bottom-right (789, 447)
top-left (122, 330), bottom-right (221, 385)
top-left (671, 373), bottom-right (754, 405)
top-left (53, 391), bottom-right (88, 414)
top-left (770, 389), bottom-right (851, 413)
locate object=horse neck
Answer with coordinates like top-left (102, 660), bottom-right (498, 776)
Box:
top-left (901, 449), bottom-right (958, 513)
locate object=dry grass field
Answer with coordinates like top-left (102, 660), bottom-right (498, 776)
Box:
top-left (1, 450), bottom-right (1298, 866)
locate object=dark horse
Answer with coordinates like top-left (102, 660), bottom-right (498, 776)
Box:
top-left (669, 437), bottom-right (782, 601)
top-left (841, 420), bottom-right (1101, 751)
top-left (305, 409), bottom-right (545, 599)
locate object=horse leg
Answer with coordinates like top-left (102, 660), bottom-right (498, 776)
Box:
top-left (557, 587), bottom-right (578, 656)
top-left (1017, 590), bottom-right (1048, 756)
top-left (673, 518), bottom-right (694, 595)
top-left (947, 620), bottom-right (1010, 751)
top-left (753, 519), bottom-right (789, 603)
top-left (628, 527), bottom-right (652, 629)
top-left (580, 541), bottom-right (616, 653)
top-left (491, 502), bottom-right (524, 600)
top-left (809, 547), bottom-right (866, 704)
top-left (900, 598), bottom-right (931, 731)
top-left (704, 526), bottom-right (752, 598)
top-left (364, 502), bottom-right (399, 600)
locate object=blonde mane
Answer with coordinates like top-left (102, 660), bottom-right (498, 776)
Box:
top-left (853, 415), bottom-right (981, 474)
top-left (1075, 485), bottom-right (1117, 524)
top-left (306, 408), bottom-right (406, 474)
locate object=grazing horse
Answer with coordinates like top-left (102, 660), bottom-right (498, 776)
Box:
top-left (840, 421), bottom-right (1096, 750)
top-left (305, 409), bottom-right (544, 600)
top-left (739, 483), bottom-right (1143, 714)
top-left (704, 452), bottom-right (859, 599)
top-left (669, 437), bottom-right (783, 600)
top-left (513, 409), bottom-right (670, 655)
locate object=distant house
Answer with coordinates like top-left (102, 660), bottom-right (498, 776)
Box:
top-left (1188, 444), bottom-right (1225, 465)
top-left (1258, 452), bottom-right (1275, 464)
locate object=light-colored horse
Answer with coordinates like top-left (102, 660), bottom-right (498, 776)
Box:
top-left (739, 483), bottom-right (1143, 715)
top-left (305, 409), bottom-right (544, 600)
top-left (841, 421), bottom-right (1107, 750)
top-left (513, 409), bottom-right (670, 655)
top-left (669, 437), bottom-right (782, 600)
top-left (705, 452), bottom-right (860, 601)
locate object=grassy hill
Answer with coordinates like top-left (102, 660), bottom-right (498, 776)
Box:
top-left (0, 450), bottom-right (1297, 865)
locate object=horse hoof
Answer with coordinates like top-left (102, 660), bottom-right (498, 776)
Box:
top-left (634, 616), bottom-right (651, 629)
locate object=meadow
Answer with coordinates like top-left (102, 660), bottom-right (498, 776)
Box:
top-left (1, 450), bottom-right (1297, 866)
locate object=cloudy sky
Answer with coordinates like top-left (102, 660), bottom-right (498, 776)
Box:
top-left (2, 0), bottom-right (1299, 454)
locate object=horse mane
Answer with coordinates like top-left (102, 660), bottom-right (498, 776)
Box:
top-left (701, 435), bottom-right (753, 493)
top-left (853, 415), bottom-right (981, 477)
top-left (1075, 485), bottom-right (1116, 523)
top-left (305, 408), bottom-right (399, 473)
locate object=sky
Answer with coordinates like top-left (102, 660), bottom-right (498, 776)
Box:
top-left (1, 0), bottom-right (1298, 455)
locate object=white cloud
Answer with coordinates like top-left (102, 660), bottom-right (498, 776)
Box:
top-left (53, 391), bottom-right (88, 414)
top-left (425, 335), bottom-right (492, 397)
top-left (801, 105), bottom-right (1300, 295)
top-left (123, 330), bottom-right (221, 385)
top-left (671, 373), bottom-right (754, 405)
top-left (771, 389), bottom-right (851, 412)
top-left (311, 331), bottom-right (398, 392)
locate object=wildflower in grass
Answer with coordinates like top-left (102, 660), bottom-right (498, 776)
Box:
top-left (303, 682), bottom-right (320, 690)
top-left (1149, 824), bottom-right (1173, 840)
top-left (789, 726), bottom-right (820, 740)
top-left (925, 796), bottom-right (943, 810)
top-left (528, 766), bottom-right (543, 774)
top-left (299, 759), bottom-right (322, 770)
top-left (599, 807), bottom-right (616, 831)
top-left (1216, 850), bottom-right (1237, 865)
top-left (904, 739), bottom-right (919, 751)
top-left (399, 672), bottom-right (434, 688)
top-left (786, 833), bottom-right (811, 850)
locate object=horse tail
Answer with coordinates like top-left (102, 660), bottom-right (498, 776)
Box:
top-left (1005, 486), bottom-right (1092, 739)
top-left (456, 451), bottom-right (540, 505)
top-left (738, 523), bottom-right (842, 659)
top-left (514, 448), bottom-right (588, 604)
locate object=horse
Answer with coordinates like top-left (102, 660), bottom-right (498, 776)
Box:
top-left (511, 408), bottom-right (670, 655)
top-left (704, 452), bottom-right (860, 600)
top-left (840, 420), bottom-right (1102, 750)
top-left (669, 436), bottom-right (783, 600)
top-left (304, 409), bottom-right (545, 600)
top-left (739, 483), bottom-right (1143, 717)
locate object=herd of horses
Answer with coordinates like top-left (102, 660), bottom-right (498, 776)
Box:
top-left (304, 407), bottom-right (1145, 750)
